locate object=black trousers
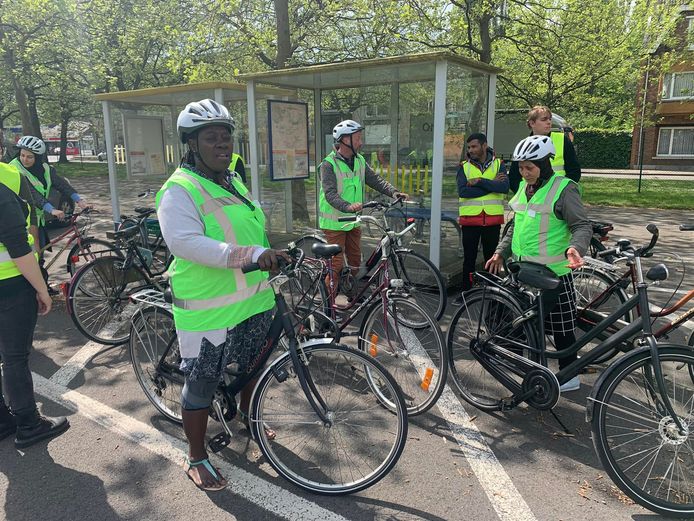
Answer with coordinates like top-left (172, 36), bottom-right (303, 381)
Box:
top-left (461, 224), bottom-right (501, 291)
top-left (0, 283), bottom-right (39, 415)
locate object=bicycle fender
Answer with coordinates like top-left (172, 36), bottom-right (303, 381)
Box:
top-left (584, 343), bottom-right (687, 423)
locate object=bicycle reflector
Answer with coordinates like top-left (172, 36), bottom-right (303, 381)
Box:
top-left (369, 334), bottom-right (379, 356)
top-left (60, 282), bottom-right (69, 300)
top-left (406, 218), bottom-right (416, 224)
top-left (70, 255), bottom-right (80, 264)
top-left (421, 368), bottom-right (434, 392)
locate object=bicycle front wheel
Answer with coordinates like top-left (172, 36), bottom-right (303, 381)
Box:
top-left (389, 249), bottom-right (447, 321)
top-left (359, 296), bottom-right (447, 416)
top-left (68, 256), bottom-right (146, 345)
top-left (447, 288), bottom-right (538, 412)
top-left (251, 343), bottom-right (408, 495)
top-left (591, 346), bottom-right (694, 517)
top-left (129, 306), bottom-right (183, 423)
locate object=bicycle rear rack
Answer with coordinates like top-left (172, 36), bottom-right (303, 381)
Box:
top-left (129, 288), bottom-right (171, 310)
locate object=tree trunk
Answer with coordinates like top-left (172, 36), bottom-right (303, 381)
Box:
top-left (25, 87), bottom-right (42, 138)
top-left (58, 111), bottom-right (70, 163)
top-left (2, 48), bottom-right (32, 134)
top-left (274, 0), bottom-right (310, 223)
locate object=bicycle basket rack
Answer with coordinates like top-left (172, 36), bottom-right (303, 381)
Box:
top-left (130, 288), bottom-right (171, 310)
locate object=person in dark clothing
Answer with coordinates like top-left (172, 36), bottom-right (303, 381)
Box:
top-left (507, 106), bottom-right (581, 193)
top-left (455, 133), bottom-right (509, 300)
top-left (0, 162), bottom-right (69, 448)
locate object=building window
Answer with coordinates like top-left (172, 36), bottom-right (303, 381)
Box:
top-left (688, 17), bottom-right (694, 51)
top-left (657, 127), bottom-right (694, 156)
top-left (661, 72), bottom-right (694, 99)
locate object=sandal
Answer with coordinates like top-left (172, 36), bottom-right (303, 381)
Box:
top-left (183, 456), bottom-right (227, 492)
top-left (237, 410), bottom-right (276, 441)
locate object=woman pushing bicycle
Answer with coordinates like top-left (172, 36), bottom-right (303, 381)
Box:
top-left (156, 99), bottom-right (289, 492)
top-left (485, 135), bottom-right (592, 392)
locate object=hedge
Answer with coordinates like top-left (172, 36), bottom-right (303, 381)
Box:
top-left (573, 128), bottom-right (632, 169)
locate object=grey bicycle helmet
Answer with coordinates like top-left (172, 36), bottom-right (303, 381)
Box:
top-left (511, 135), bottom-right (555, 162)
top-left (333, 120), bottom-right (364, 141)
top-left (16, 135), bottom-right (46, 155)
top-left (177, 99), bottom-right (235, 143)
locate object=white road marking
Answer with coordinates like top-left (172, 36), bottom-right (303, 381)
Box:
top-left (33, 373), bottom-right (349, 521)
top-left (49, 340), bottom-right (112, 386)
top-left (395, 319), bottom-right (538, 521)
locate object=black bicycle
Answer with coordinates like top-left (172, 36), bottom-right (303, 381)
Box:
top-left (447, 224), bottom-right (694, 517)
top-left (128, 248), bottom-right (408, 495)
top-left (67, 225), bottom-right (170, 345)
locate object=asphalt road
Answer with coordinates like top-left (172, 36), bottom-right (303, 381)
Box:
top-left (1, 177), bottom-right (692, 521)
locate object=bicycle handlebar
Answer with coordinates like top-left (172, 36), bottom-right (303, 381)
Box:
top-left (601, 223), bottom-right (659, 259)
top-left (680, 224), bottom-right (694, 231)
top-left (241, 248), bottom-right (305, 275)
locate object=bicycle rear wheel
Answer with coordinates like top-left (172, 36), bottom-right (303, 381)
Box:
top-left (67, 238), bottom-right (121, 276)
top-left (129, 306), bottom-right (183, 423)
top-left (591, 346), bottom-right (694, 517)
top-left (68, 256), bottom-right (146, 345)
top-left (250, 343), bottom-right (408, 495)
top-left (447, 288), bottom-right (538, 412)
top-left (358, 296), bottom-right (447, 416)
top-left (389, 249), bottom-right (447, 321)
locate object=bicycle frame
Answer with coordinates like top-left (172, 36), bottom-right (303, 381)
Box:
top-left (40, 213), bottom-right (90, 271)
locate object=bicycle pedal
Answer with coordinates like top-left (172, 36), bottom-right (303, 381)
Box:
top-left (208, 431), bottom-right (232, 453)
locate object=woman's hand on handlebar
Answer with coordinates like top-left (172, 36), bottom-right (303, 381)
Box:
top-left (76, 200), bottom-right (90, 210)
top-left (50, 209), bottom-right (65, 220)
top-left (257, 249), bottom-right (292, 272)
top-left (485, 253), bottom-right (504, 275)
top-left (566, 247), bottom-right (584, 269)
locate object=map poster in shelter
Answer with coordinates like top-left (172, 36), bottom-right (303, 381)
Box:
top-left (267, 100), bottom-right (310, 181)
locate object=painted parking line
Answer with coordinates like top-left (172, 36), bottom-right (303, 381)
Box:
top-left (33, 372), bottom-right (349, 521)
top-left (49, 340), bottom-right (114, 386)
top-left (394, 324), bottom-right (538, 521)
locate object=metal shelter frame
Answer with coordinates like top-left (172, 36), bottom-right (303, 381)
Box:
top-left (95, 81), bottom-right (293, 223)
top-left (239, 52), bottom-right (500, 267)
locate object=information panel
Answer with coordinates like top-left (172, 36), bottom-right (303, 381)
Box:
top-left (267, 100), bottom-right (310, 181)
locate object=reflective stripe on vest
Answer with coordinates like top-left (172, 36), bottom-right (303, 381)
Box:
top-left (550, 132), bottom-right (565, 175)
top-left (230, 153), bottom-right (243, 174)
top-left (10, 158), bottom-right (51, 227)
top-left (155, 168), bottom-right (274, 330)
top-left (458, 159), bottom-right (505, 216)
top-left (509, 175), bottom-right (572, 275)
top-left (318, 152), bottom-right (365, 231)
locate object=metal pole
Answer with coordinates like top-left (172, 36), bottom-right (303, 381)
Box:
top-left (486, 73), bottom-right (497, 146)
top-left (637, 55), bottom-right (651, 193)
top-left (246, 81), bottom-right (260, 200)
top-left (429, 60), bottom-right (448, 268)
top-left (101, 101), bottom-right (120, 227)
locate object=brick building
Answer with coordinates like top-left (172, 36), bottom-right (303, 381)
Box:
top-left (631, 5), bottom-right (694, 171)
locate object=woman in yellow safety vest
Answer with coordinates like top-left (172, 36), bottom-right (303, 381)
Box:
top-left (156, 99), bottom-right (289, 492)
top-left (0, 161), bottom-right (69, 448)
top-left (485, 135), bottom-right (592, 392)
top-left (10, 136), bottom-right (89, 289)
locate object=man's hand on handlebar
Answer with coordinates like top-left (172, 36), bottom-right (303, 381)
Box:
top-left (76, 200), bottom-right (91, 210)
top-left (257, 249), bottom-right (292, 272)
top-left (393, 192), bottom-right (409, 201)
top-left (347, 202), bottom-right (363, 213)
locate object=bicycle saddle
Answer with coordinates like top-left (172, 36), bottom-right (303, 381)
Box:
top-left (112, 225), bottom-right (140, 240)
top-left (507, 261), bottom-right (560, 290)
top-left (163, 287), bottom-right (173, 304)
top-left (311, 243), bottom-right (342, 259)
top-left (134, 206), bottom-right (155, 215)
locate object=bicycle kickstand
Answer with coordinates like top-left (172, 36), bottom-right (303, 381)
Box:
top-left (207, 398), bottom-right (234, 454)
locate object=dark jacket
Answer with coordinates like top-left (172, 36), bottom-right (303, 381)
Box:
top-left (456, 148), bottom-right (509, 227)
top-left (0, 182), bottom-right (34, 292)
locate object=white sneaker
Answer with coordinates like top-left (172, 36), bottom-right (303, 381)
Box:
top-left (560, 375), bottom-right (580, 392)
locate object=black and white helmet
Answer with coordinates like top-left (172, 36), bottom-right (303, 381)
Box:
top-left (333, 120), bottom-right (364, 141)
top-left (177, 99), bottom-right (235, 143)
top-left (511, 135), bottom-right (555, 162)
top-left (17, 135), bottom-right (46, 155)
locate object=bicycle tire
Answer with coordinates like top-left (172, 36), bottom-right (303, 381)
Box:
top-left (66, 238), bottom-right (121, 276)
top-left (573, 267), bottom-right (633, 364)
top-left (292, 234), bottom-right (327, 258)
top-left (68, 256), bottom-right (147, 345)
top-left (129, 306), bottom-right (183, 423)
top-left (389, 249), bottom-right (447, 321)
top-left (447, 287), bottom-right (538, 412)
top-left (358, 295), bottom-right (447, 416)
top-left (591, 345), bottom-right (694, 517)
top-left (250, 343), bottom-right (408, 495)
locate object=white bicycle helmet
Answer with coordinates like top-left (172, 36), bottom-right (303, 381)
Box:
top-left (333, 120), bottom-right (364, 141)
top-left (177, 99), bottom-right (235, 143)
top-left (16, 135), bottom-right (46, 155)
top-left (511, 135), bottom-right (555, 161)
